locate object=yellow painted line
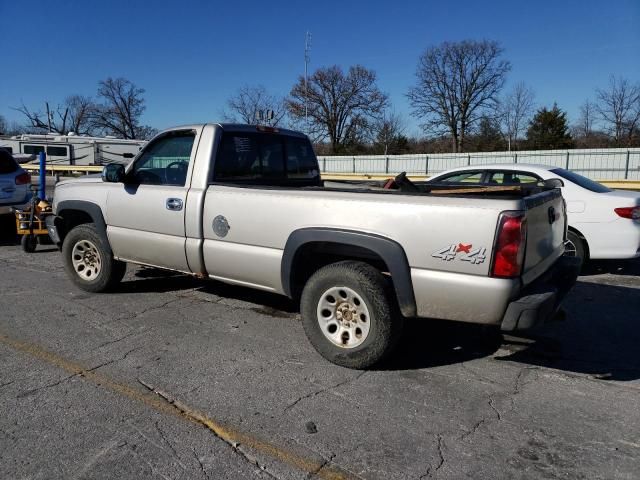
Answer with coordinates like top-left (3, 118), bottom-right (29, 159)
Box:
top-left (0, 332), bottom-right (357, 480)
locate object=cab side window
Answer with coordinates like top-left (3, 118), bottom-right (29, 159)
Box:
top-left (214, 133), bottom-right (285, 181)
top-left (130, 131), bottom-right (195, 186)
top-left (213, 132), bottom-right (320, 186)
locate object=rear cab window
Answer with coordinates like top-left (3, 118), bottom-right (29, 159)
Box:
top-left (213, 130), bottom-right (320, 186)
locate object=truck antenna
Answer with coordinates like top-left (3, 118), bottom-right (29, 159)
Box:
top-left (304, 31), bottom-right (312, 135)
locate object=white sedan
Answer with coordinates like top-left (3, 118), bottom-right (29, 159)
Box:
top-left (427, 164), bottom-right (640, 262)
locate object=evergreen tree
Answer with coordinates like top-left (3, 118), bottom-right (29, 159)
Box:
top-left (473, 116), bottom-right (506, 151)
top-left (526, 103), bottom-right (574, 149)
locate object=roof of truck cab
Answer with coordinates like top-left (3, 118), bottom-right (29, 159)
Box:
top-left (214, 123), bottom-right (307, 137)
top-left (157, 123), bottom-right (308, 138)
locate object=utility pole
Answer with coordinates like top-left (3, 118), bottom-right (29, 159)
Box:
top-left (304, 31), bottom-right (312, 134)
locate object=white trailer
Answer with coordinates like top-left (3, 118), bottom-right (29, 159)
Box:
top-left (0, 133), bottom-right (146, 166)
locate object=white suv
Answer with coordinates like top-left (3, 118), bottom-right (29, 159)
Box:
top-left (0, 149), bottom-right (32, 215)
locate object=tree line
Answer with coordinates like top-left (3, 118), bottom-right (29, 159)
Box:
top-left (0, 77), bottom-right (157, 140)
top-left (2, 40), bottom-right (639, 153)
top-left (223, 40), bottom-right (640, 154)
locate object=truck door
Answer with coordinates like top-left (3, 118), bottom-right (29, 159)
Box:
top-left (105, 129), bottom-right (199, 272)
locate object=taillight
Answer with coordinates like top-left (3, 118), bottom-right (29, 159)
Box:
top-left (15, 172), bottom-right (31, 185)
top-left (614, 207), bottom-right (640, 220)
top-left (492, 212), bottom-right (527, 278)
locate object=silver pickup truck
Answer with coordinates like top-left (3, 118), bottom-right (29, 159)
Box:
top-left (47, 124), bottom-right (580, 368)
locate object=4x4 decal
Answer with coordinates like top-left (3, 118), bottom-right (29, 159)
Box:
top-left (432, 243), bottom-right (487, 264)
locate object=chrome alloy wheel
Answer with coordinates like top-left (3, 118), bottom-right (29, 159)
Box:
top-left (316, 286), bottom-right (371, 348)
top-left (71, 239), bottom-right (102, 280)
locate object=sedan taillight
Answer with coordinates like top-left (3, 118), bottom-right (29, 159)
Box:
top-left (614, 207), bottom-right (640, 220)
top-left (15, 172), bottom-right (31, 185)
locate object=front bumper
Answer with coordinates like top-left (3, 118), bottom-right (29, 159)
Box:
top-left (501, 255), bottom-right (581, 331)
top-left (45, 215), bottom-right (61, 245)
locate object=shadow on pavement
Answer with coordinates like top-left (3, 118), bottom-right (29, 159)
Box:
top-left (112, 266), bottom-right (640, 379)
top-left (115, 271), bottom-right (201, 294)
top-left (197, 280), bottom-right (298, 313)
top-left (0, 214), bottom-right (19, 246)
top-left (580, 258), bottom-right (640, 276)
top-left (117, 267), bottom-right (298, 312)
top-left (381, 320), bottom-right (503, 371)
top-left (496, 281), bottom-right (640, 381)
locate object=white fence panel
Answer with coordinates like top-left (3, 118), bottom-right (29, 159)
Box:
top-left (318, 148), bottom-right (640, 180)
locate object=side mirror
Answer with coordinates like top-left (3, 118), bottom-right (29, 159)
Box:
top-left (544, 178), bottom-right (564, 188)
top-left (102, 163), bottom-right (125, 183)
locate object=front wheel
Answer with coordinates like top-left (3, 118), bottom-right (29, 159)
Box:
top-left (62, 223), bottom-right (126, 292)
top-left (300, 261), bottom-right (403, 369)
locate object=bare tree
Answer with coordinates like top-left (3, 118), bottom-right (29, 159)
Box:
top-left (407, 40), bottom-right (511, 152)
top-left (499, 82), bottom-right (535, 150)
top-left (65, 95), bottom-right (97, 135)
top-left (0, 115), bottom-right (6, 135)
top-left (576, 99), bottom-right (597, 138)
top-left (14, 100), bottom-right (70, 134)
top-left (134, 125), bottom-right (160, 140)
top-left (287, 65), bottom-right (388, 152)
top-left (13, 95), bottom-right (97, 135)
top-left (595, 76), bottom-right (640, 145)
top-left (372, 111), bottom-right (406, 155)
top-left (92, 77), bottom-right (146, 139)
top-left (223, 85), bottom-right (286, 126)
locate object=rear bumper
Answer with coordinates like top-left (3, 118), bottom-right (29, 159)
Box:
top-left (501, 255), bottom-right (581, 331)
top-left (0, 191), bottom-right (32, 214)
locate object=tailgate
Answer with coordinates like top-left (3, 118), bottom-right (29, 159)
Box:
top-left (521, 188), bottom-right (566, 285)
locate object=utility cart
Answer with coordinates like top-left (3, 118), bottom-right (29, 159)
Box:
top-left (14, 186), bottom-right (53, 253)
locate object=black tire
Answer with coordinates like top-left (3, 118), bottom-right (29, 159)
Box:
top-left (21, 234), bottom-right (37, 253)
top-left (300, 260), bottom-right (404, 369)
top-left (62, 223), bottom-right (126, 292)
top-left (566, 230), bottom-right (587, 266)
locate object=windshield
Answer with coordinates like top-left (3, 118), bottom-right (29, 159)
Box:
top-left (550, 168), bottom-right (611, 193)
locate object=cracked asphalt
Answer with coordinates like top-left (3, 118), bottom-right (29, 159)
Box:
top-left (1, 214), bottom-right (639, 479)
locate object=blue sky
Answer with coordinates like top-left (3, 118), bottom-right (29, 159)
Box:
top-left (1, 0), bottom-right (638, 136)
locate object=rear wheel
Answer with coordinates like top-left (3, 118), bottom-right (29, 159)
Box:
top-left (62, 223), bottom-right (126, 292)
top-left (565, 231), bottom-right (587, 266)
top-left (300, 261), bottom-right (403, 369)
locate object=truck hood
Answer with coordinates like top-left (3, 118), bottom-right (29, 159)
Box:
top-left (56, 174), bottom-right (103, 187)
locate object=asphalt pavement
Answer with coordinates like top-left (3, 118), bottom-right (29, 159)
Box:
top-left (0, 214), bottom-right (639, 480)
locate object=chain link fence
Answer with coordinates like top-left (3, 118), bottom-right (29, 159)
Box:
top-left (318, 148), bottom-right (640, 180)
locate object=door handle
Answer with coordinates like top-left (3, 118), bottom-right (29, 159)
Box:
top-left (166, 198), bottom-right (183, 211)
